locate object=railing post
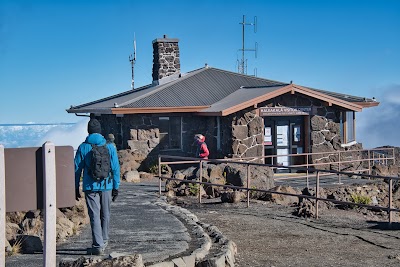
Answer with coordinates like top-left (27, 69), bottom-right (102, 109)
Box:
top-left (393, 148), bottom-right (396, 166)
top-left (368, 150), bottom-right (371, 176)
top-left (389, 178), bottom-right (393, 223)
top-left (43, 142), bottom-right (56, 267)
top-left (306, 154), bottom-right (309, 188)
top-left (0, 145), bottom-right (5, 267)
top-left (158, 155), bottom-right (162, 196)
top-left (338, 151), bottom-right (341, 184)
top-left (247, 164), bottom-right (250, 208)
top-left (315, 170), bottom-right (320, 219)
top-left (199, 160), bottom-right (202, 204)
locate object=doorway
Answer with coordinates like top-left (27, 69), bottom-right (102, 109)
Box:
top-left (263, 116), bottom-right (305, 171)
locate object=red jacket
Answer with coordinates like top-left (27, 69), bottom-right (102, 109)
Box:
top-left (196, 136), bottom-right (209, 159)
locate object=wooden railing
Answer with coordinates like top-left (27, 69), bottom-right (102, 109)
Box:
top-left (157, 152), bottom-right (399, 224)
top-left (220, 147), bottom-right (395, 187)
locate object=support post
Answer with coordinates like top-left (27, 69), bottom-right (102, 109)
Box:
top-left (43, 142), bottom-right (56, 267)
top-left (315, 171), bottom-right (320, 219)
top-left (247, 164), bottom-right (250, 208)
top-left (158, 155), bottom-right (162, 196)
top-left (393, 148), bottom-right (396, 166)
top-left (338, 151), bottom-right (341, 184)
top-left (198, 160), bottom-right (202, 204)
top-left (0, 145), bottom-right (5, 267)
top-left (368, 150), bottom-right (371, 176)
top-left (306, 154), bottom-right (309, 188)
top-left (389, 178), bottom-right (393, 223)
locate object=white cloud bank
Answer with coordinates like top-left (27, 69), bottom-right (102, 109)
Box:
top-left (36, 118), bottom-right (89, 150)
top-left (357, 84), bottom-right (400, 148)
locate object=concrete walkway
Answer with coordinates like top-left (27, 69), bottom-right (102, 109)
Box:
top-left (6, 181), bottom-right (193, 266)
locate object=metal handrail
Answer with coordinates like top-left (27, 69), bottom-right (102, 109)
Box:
top-left (157, 154), bottom-right (400, 223)
top-left (211, 147), bottom-right (395, 185)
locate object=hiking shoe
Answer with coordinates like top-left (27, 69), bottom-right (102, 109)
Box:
top-left (103, 241), bottom-right (108, 248)
top-left (87, 247), bottom-right (105, 256)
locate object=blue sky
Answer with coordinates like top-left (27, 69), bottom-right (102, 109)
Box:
top-left (0, 0), bottom-right (399, 125)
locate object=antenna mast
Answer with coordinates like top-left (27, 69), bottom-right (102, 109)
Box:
top-left (237, 15), bottom-right (257, 75)
top-left (129, 33), bottom-right (137, 89)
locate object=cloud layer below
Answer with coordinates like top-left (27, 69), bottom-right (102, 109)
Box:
top-left (357, 84), bottom-right (400, 148)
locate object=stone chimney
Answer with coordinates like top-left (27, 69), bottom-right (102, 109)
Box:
top-left (152, 35), bottom-right (180, 83)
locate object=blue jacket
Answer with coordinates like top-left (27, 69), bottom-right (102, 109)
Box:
top-left (74, 133), bottom-right (120, 192)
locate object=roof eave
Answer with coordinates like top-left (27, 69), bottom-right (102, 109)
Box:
top-left (293, 84), bottom-right (364, 112)
top-left (67, 108), bottom-right (113, 114)
top-left (195, 111), bottom-right (223, 116)
top-left (111, 106), bottom-right (210, 114)
top-left (354, 101), bottom-right (380, 108)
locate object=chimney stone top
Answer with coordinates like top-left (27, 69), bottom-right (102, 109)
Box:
top-left (152, 35), bottom-right (179, 44)
top-left (152, 35), bottom-right (180, 81)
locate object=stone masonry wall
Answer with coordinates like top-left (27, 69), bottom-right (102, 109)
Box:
top-left (98, 111), bottom-right (264, 164)
top-left (224, 108), bottom-right (264, 162)
top-left (181, 116), bottom-right (216, 157)
top-left (96, 114), bottom-right (121, 147)
top-left (310, 114), bottom-right (342, 170)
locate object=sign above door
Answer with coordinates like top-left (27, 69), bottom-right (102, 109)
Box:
top-left (259, 106), bottom-right (316, 116)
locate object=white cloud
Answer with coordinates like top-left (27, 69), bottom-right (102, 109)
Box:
top-left (357, 84), bottom-right (400, 148)
top-left (36, 118), bottom-right (89, 150)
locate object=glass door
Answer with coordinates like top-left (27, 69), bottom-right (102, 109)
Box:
top-left (276, 121), bottom-right (290, 168)
top-left (264, 116), bottom-right (305, 171)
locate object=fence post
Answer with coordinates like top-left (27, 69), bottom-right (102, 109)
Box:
top-left (0, 145), bottom-right (5, 267)
top-left (43, 142), bottom-right (56, 267)
top-left (247, 164), bottom-right (250, 208)
top-left (338, 151), bottom-right (341, 184)
top-left (389, 178), bottom-right (393, 223)
top-left (199, 160), bottom-right (202, 204)
top-left (393, 148), bottom-right (396, 166)
top-left (158, 155), bottom-right (162, 196)
top-left (306, 153), bottom-right (309, 188)
top-left (315, 170), bottom-right (320, 219)
top-left (368, 150), bottom-right (371, 176)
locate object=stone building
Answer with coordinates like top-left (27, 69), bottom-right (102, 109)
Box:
top-left (67, 35), bottom-right (379, 168)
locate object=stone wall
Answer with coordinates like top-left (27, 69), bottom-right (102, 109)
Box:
top-left (99, 114), bottom-right (122, 148)
top-left (181, 116), bottom-right (216, 157)
top-left (97, 110), bottom-right (264, 168)
top-left (310, 114), bottom-right (342, 170)
top-left (224, 108), bottom-right (264, 161)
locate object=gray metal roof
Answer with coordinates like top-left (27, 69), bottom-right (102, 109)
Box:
top-left (69, 84), bottom-right (154, 110)
top-left (201, 85), bottom-right (287, 113)
top-left (67, 66), bottom-right (376, 114)
top-left (122, 67), bottom-right (286, 108)
top-left (307, 87), bottom-right (375, 103)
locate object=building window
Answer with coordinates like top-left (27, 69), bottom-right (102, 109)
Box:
top-left (214, 117), bottom-right (221, 151)
top-left (346, 111), bottom-right (355, 142)
top-left (159, 117), bottom-right (182, 150)
top-left (340, 111), bottom-right (355, 143)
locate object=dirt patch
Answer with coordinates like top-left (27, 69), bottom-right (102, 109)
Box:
top-left (173, 195), bottom-right (400, 267)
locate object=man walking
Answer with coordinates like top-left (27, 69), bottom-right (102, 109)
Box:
top-left (74, 118), bottom-right (120, 255)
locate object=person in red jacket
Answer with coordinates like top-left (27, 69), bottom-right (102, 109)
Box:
top-left (194, 134), bottom-right (209, 159)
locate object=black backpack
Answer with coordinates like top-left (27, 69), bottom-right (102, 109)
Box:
top-left (89, 144), bottom-right (111, 182)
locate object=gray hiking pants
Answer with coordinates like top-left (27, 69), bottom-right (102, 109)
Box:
top-left (85, 190), bottom-right (112, 248)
